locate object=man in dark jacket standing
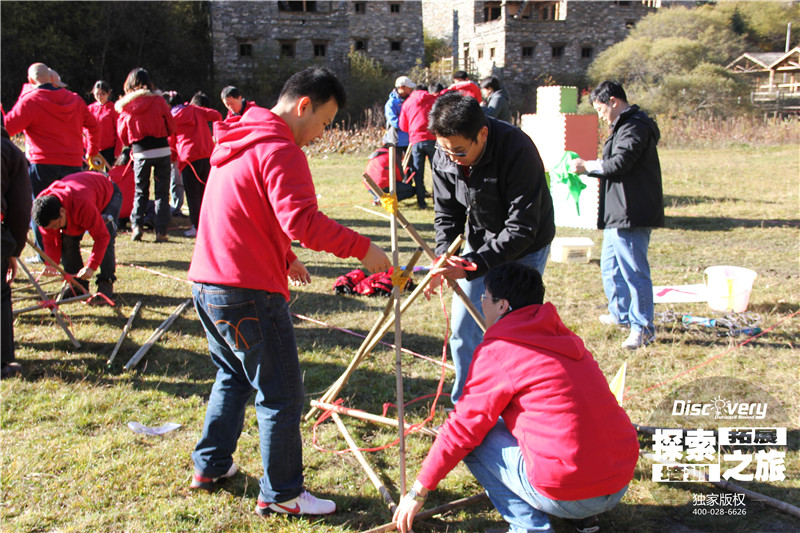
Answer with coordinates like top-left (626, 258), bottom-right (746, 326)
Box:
top-left (574, 80), bottom-right (664, 350)
top-left (426, 92), bottom-right (555, 403)
top-left (1, 128), bottom-right (32, 377)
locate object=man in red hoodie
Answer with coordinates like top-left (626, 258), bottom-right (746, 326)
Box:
top-left (394, 262), bottom-right (639, 533)
top-left (5, 63), bottom-right (100, 255)
top-left (187, 67), bottom-right (391, 517)
top-left (442, 70), bottom-right (483, 102)
top-left (32, 171), bottom-right (122, 299)
top-left (399, 87), bottom-right (438, 209)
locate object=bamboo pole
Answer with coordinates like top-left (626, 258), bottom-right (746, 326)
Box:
top-left (330, 412), bottom-right (397, 513)
top-left (11, 277), bottom-right (61, 294)
top-left (107, 301), bottom-right (142, 367)
top-left (363, 173), bottom-right (486, 333)
top-left (389, 144), bottom-right (407, 497)
top-left (362, 493), bottom-right (490, 533)
top-left (12, 293), bottom-right (92, 315)
top-left (16, 260), bottom-right (81, 348)
top-left (311, 400), bottom-right (438, 437)
top-left (124, 299), bottom-right (191, 370)
top-left (26, 239), bottom-right (87, 297)
top-left (306, 236), bottom-right (464, 421)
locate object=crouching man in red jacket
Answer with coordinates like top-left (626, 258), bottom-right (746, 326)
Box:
top-left (394, 262), bottom-right (640, 533)
top-left (31, 171), bottom-right (122, 300)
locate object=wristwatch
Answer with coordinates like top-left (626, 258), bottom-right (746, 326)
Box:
top-left (407, 488), bottom-right (427, 503)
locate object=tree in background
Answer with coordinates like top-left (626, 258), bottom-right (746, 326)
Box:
top-left (1, 1), bottom-right (212, 111)
top-left (586, 2), bottom-right (799, 118)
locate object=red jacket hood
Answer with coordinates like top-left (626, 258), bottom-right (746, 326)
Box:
top-left (483, 302), bottom-right (587, 361)
top-left (211, 106), bottom-right (291, 167)
top-left (115, 89), bottom-right (166, 117)
top-left (22, 86), bottom-right (82, 121)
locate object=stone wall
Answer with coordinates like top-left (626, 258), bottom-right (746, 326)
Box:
top-left (211, 0), bottom-right (424, 89)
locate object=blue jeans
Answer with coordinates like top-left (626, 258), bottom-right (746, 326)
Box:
top-left (463, 420), bottom-right (629, 533)
top-left (29, 163), bottom-right (82, 254)
top-left (170, 160), bottom-right (184, 213)
top-left (409, 140), bottom-right (435, 203)
top-left (450, 244), bottom-right (550, 403)
top-left (133, 155), bottom-right (171, 234)
top-left (191, 283), bottom-right (305, 503)
top-left (601, 228), bottom-right (654, 334)
top-left (61, 183), bottom-right (122, 284)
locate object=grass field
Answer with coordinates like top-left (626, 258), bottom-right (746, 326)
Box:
top-left (1, 142), bottom-right (798, 533)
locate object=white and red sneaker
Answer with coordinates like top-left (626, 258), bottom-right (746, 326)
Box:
top-left (255, 490), bottom-right (337, 516)
top-left (189, 463), bottom-right (238, 491)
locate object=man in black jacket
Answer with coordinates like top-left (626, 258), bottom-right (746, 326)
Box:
top-left (1, 128), bottom-right (32, 377)
top-left (574, 80), bottom-right (664, 350)
top-left (425, 92), bottom-right (555, 403)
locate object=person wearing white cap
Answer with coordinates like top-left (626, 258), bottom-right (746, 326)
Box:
top-left (382, 76), bottom-right (415, 154)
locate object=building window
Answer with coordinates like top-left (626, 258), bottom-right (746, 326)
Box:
top-left (522, 45), bottom-right (534, 58)
top-left (314, 42), bottom-right (327, 57)
top-left (478, 48), bottom-right (484, 59)
top-left (390, 3), bottom-right (400, 13)
top-left (490, 47), bottom-right (496, 59)
top-left (625, 20), bottom-right (636, 29)
top-left (390, 40), bottom-right (402, 52)
top-left (354, 1), bottom-right (366, 14)
top-left (354, 39), bottom-right (368, 52)
top-left (483, 1), bottom-right (502, 22)
top-left (615, 1), bottom-right (631, 5)
top-left (239, 43), bottom-right (253, 58)
top-left (278, 1), bottom-right (317, 12)
top-left (279, 41), bottom-right (295, 58)
top-left (581, 46), bottom-right (593, 59)
top-left (538, 1), bottom-right (562, 20)
top-left (551, 44), bottom-right (565, 58)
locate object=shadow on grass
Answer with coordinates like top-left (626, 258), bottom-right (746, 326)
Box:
top-left (666, 216), bottom-right (800, 232)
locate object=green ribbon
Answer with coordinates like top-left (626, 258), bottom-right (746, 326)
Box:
top-left (550, 151), bottom-right (586, 215)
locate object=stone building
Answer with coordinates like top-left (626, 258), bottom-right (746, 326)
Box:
top-left (422, 0), bottom-right (671, 111)
top-left (211, 0), bottom-right (424, 88)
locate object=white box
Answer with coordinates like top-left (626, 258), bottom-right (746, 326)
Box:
top-left (550, 237), bottom-right (594, 263)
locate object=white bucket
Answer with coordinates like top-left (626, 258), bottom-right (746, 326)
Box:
top-left (703, 266), bottom-right (757, 313)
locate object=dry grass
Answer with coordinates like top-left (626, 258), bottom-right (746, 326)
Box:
top-left (1, 141), bottom-right (797, 533)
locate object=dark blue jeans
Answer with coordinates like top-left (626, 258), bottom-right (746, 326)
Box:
top-left (61, 183), bottom-right (122, 284)
top-left (191, 283), bottom-right (305, 503)
top-left (29, 163), bottom-right (82, 253)
top-left (409, 140), bottom-right (435, 203)
top-left (132, 155), bottom-right (171, 234)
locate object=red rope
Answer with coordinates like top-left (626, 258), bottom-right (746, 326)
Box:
top-left (311, 289), bottom-right (452, 454)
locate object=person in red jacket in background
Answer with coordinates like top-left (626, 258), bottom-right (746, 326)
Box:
top-left (107, 148), bottom-right (135, 229)
top-left (363, 145), bottom-right (415, 204)
top-left (31, 171), bottom-right (122, 300)
top-left (5, 63), bottom-right (100, 258)
top-left (86, 81), bottom-right (121, 167)
top-left (399, 86), bottom-right (438, 209)
top-left (187, 66), bottom-right (391, 517)
top-left (166, 91), bottom-right (222, 237)
top-left (116, 68), bottom-right (176, 243)
top-left (394, 262), bottom-right (639, 533)
top-left (442, 70), bottom-right (482, 102)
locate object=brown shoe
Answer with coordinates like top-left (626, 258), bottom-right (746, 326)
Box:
top-left (155, 233), bottom-right (169, 243)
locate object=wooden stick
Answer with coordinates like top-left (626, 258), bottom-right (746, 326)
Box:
top-left (26, 239), bottom-right (87, 296)
top-left (362, 493), bottom-right (490, 533)
top-left (123, 299), bottom-right (191, 370)
top-left (363, 173), bottom-right (486, 332)
top-left (107, 301), bottom-right (142, 366)
top-left (354, 204), bottom-right (392, 220)
top-left (641, 452), bottom-right (800, 519)
top-left (307, 237), bottom-right (463, 421)
top-left (401, 143), bottom-right (413, 172)
top-left (388, 144), bottom-right (408, 497)
top-left (16, 260), bottom-right (81, 348)
top-left (305, 249), bottom-right (424, 421)
top-left (330, 412), bottom-right (397, 513)
top-left (13, 293), bottom-right (91, 315)
top-left (311, 400), bottom-right (438, 437)
top-left (11, 277), bottom-right (61, 293)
